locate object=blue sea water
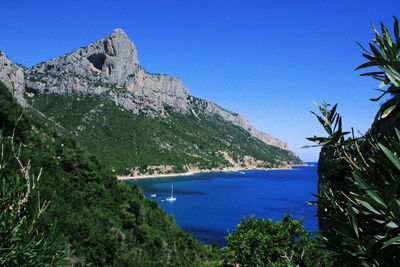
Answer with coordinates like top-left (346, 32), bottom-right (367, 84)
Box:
top-left (124, 163), bottom-right (318, 246)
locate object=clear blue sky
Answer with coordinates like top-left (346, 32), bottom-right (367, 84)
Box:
top-left (1, 0), bottom-right (399, 161)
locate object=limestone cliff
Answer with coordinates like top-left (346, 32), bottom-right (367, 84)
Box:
top-left (24, 29), bottom-right (189, 116)
top-left (189, 96), bottom-right (288, 149)
top-left (1, 28), bottom-right (288, 150)
top-left (0, 51), bottom-right (27, 107)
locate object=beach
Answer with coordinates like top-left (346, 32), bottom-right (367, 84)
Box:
top-left (116, 165), bottom-right (307, 180)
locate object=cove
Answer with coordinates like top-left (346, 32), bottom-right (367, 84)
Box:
top-left (123, 163), bottom-right (318, 246)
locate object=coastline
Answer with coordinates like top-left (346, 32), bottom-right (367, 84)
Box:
top-left (117, 164), bottom-right (308, 181)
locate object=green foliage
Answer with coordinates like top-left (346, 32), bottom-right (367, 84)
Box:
top-left (308, 103), bottom-right (400, 266)
top-left (304, 102), bottom-right (350, 148)
top-left (0, 87), bottom-right (30, 141)
top-left (305, 18), bottom-right (400, 266)
top-left (0, 81), bottom-right (215, 265)
top-left (356, 16), bottom-right (400, 121)
top-left (28, 94), bottom-right (301, 174)
top-left (0, 132), bottom-right (66, 265)
top-left (221, 215), bottom-right (332, 267)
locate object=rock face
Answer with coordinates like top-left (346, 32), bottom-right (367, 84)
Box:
top-left (24, 29), bottom-right (189, 115)
top-left (0, 51), bottom-right (27, 107)
top-left (0, 28), bottom-right (288, 150)
top-left (189, 96), bottom-right (288, 149)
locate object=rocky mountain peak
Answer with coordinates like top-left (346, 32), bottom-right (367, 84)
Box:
top-left (1, 31), bottom-right (289, 150)
top-left (86, 28), bottom-right (139, 69)
top-left (98, 28), bottom-right (139, 82)
top-left (24, 28), bottom-right (191, 115)
top-left (97, 28), bottom-right (136, 59)
top-left (26, 28), bottom-right (139, 88)
top-left (112, 28), bottom-right (128, 38)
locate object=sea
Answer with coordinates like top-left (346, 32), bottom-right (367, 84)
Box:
top-left (123, 163), bottom-right (318, 246)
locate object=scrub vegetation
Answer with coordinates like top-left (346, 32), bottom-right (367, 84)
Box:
top-left (28, 94), bottom-right (301, 175)
top-left (0, 82), bottom-right (215, 266)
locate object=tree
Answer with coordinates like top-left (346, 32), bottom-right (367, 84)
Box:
top-left (221, 215), bottom-right (330, 267)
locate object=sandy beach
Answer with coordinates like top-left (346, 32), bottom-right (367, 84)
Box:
top-left (116, 164), bottom-right (308, 180)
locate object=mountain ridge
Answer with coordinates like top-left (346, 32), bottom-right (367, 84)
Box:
top-left (0, 28), bottom-right (288, 150)
top-left (27, 93), bottom-right (301, 175)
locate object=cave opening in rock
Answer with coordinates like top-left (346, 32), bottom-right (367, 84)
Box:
top-left (87, 53), bottom-right (107, 71)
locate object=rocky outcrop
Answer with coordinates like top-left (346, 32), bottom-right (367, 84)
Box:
top-left (0, 51), bottom-right (27, 107)
top-left (25, 29), bottom-right (190, 115)
top-left (189, 96), bottom-right (288, 149)
top-left (0, 28), bottom-right (289, 150)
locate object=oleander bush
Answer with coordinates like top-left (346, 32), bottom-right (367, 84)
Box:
top-left (307, 17), bottom-right (400, 266)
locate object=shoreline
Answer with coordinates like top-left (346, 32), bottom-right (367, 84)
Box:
top-left (117, 164), bottom-right (309, 181)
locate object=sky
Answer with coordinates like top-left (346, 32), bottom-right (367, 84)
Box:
top-left (1, 0), bottom-right (399, 161)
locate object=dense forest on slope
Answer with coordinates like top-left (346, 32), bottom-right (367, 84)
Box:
top-left (0, 81), bottom-right (215, 266)
top-left (28, 94), bottom-right (302, 175)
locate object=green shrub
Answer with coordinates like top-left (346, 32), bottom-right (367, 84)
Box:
top-left (308, 103), bottom-right (400, 266)
top-left (307, 17), bottom-right (400, 266)
top-left (221, 215), bottom-right (332, 267)
top-left (0, 134), bottom-right (66, 266)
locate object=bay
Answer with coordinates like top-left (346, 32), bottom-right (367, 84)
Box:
top-left (123, 163), bottom-right (318, 246)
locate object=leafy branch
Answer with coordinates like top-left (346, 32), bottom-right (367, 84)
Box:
top-left (356, 16), bottom-right (400, 121)
top-left (305, 17), bottom-right (400, 266)
top-left (303, 102), bottom-right (350, 148)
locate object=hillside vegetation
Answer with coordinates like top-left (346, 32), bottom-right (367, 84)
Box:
top-left (0, 81), bottom-right (215, 266)
top-left (28, 94), bottom-right (301, 175)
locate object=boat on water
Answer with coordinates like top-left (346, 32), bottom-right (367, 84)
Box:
top-left (150, 194), bottom-right (157, 197)
top-left (239, 171), bottom-right (245, 174)
top-left (166, 185), bottom-right (176, 201)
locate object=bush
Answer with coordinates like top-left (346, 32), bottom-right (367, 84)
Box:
top-left (307, 17), bottom-right (400, 266)
top-left (0, 134), bottom-right (66, 266)
top-left (221, 215), bottom-right (331, 266)
top-left (309, 103), bottom-right (400, 266)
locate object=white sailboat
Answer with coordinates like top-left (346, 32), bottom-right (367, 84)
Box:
top-left (166, 185), bottom-right (176, 201)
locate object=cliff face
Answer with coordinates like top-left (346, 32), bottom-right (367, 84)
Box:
top-left (1, 28), bottom-right (288, 150)
top-left (189, 96), bottom-right (288, 150)
top-left (0, 51), bottom-right (27, 107)
top-left (24, 29), bottom-right (190, 115)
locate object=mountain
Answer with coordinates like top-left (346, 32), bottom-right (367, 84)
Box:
top-left (0, 29), bottom-right (302, 175)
